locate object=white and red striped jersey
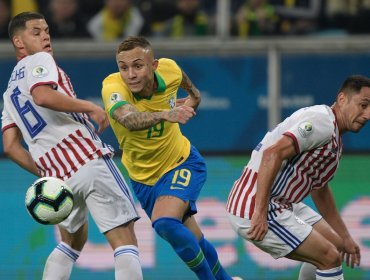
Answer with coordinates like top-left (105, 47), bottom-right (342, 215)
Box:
top-left (1, 52), bottom-right (113, 180)
top-left (227, 105), bottom-right (342, 220)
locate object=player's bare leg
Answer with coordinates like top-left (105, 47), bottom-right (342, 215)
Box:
top-left (287, 227), bottom-right (343, 279)
top-left (298, 219), bottom-right (344, 280)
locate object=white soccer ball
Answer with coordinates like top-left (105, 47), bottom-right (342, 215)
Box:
top-left (25, 177), bottom-right (74, 225)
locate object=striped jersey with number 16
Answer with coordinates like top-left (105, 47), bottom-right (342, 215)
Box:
top-left (1, 51), bottom-right (113, 180)
top-left (226, 105), bottom-right (342, 221)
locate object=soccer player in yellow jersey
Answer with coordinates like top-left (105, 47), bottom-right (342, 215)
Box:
top-left (101, 36), bottom-right (236, 280)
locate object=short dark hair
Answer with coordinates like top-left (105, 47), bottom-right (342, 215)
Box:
top-left (116, 36), bottom-right (152, 54)
top-left (338, 75), bottom-right (370, 96)
top-left (8, 11), bottom-right (45, 40)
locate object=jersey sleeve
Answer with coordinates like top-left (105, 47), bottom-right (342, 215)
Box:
top-left (101, 79), bottom-right (129, 118)
top-left (159, 58), bottom-right (182, 87)
top-left (283, 109), bottom-right (334, 153)
top-left (26, 52), bottom-right (59, 93)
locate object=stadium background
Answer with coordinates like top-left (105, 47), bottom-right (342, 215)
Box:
top-left (1, 4), bottom-right (370, 279)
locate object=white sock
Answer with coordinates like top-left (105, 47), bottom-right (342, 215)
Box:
top-left (43, 242), bottom-right (80, 280)
top-left (316, 266), bottom-right (343, 280)
top-left (114, 245), bottom-right (143, 280)
top-left (299, 262), bottom-right (316, 280)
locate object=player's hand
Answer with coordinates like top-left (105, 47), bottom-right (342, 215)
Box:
top-left (177, 96), bottom-right (201, 110)
top-left (341, 237), bottom-right (361, 268)
top-left (167, 105), bottom-right (195, 124)
top-left (176, 97), bottom-right (189, 107)
top-left (247, 211), bottom-right (268, 241)
top-left (88, 105), bottom-right (109, 134)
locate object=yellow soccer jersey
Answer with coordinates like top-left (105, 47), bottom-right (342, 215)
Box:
top-left (102, 58), bottom-right (191, 185)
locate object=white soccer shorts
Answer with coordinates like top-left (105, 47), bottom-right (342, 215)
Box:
top-left (60, 156), bottom-right (139, 233)
top-left (227, 202), bottom-right (322, 259)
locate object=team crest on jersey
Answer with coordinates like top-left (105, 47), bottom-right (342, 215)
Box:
top-left (169, 96), bottom-right (175, 109)
top-left (298, 121), bottom-right (313, 138)
top-left (32, 66), bottom-right (49, 78)
top-left (109, 92), bottom-right (122, 104)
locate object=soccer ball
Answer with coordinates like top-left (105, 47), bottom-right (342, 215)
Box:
top-left (25, 177), bottom-right (74, 225)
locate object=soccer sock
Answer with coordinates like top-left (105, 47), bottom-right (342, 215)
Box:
top-left (299, 262), bottom-right (316, 280)
top-left (114, 245), bottom-right (143, 280)
top-left (42, 242), bottom-right (80, 280)
top-left (153, 217), bottom-right (216, 280)
top-left (316, 266), bottom-right (343, 280)
top-left (198, 234), bottom-right (232, 280)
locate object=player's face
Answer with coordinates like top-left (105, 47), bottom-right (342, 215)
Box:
top-left (14, 19), bottom-right (52, 56)
top-left (340, 86), bottom-right (370, 132)
top-left (116, 47), bottom-right (158, 96)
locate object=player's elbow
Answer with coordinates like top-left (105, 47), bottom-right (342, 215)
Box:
top-left (193, 96), bottom-right (201, 110)
top-left (3, 127), bottom-right (23, 159)
top-left (3, 139), bottom-right (16, 159)
top-left (3, 143), bottom-right (11, 157)
top-left (262, 146), bottom-right (280, 161)
top-left (261, 146), bottom-right (285, 168)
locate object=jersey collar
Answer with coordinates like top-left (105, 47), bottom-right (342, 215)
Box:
top-left (154, 71), bottom-right (166, 93)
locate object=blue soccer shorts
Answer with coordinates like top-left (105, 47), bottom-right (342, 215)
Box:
top-left (131, 145), bottom-right (207, 219)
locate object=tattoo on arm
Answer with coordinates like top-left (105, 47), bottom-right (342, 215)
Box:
top-left (180, 70), bottom-right (200, 98)
top-left (112, 104), bottom-right (165, 131)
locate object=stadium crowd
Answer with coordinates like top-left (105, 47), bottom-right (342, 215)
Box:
top-left (1, 0), bottom-right (370, 41)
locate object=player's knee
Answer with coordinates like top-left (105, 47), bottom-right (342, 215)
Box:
top-left (68, 236), bottom-right (87, 252)
top-left (152, 217), bottom-right (181, 241)
top-left (317, 245), bottom-right (342, 270)
top-left (328, 232), bottom-right (344, 252)
top-left (60, 224), bottom-right (88, 251)
top-left (105, 220), bottom-right (138, 248)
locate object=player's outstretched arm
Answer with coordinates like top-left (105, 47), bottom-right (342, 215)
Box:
top-left (179, 69), bottom-right (201, 110)
top-left (113, 103), bottom-right (195, 131)
top-left (3, 127), bottom-right (40, 176)
top-left (32, 85), bottom-right (109, 133)
top-left (249, 135), bottom-right (297, 241)
top-left (311, 185), bottom-right (361, 268)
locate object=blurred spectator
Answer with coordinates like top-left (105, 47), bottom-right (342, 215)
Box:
top-left (151, 0), bottom-right (212, 38)
top-left (0, 0), bottom-right (11, 39)
top-left (270, 0), bottom-right (322, 35)
top-left (138, 0), bottom-right (177, 36)
top-left (349, 9), bottom-right (370, 34)
top-left (78, 0), bottom-right (104, 19)
top-left (37, 0), bottom-right (103, 20)
top-left (87, 0), bottom-right (144, 41)
top-left (232, 0), bottom-right (279, 37)
top-left (44, 0), bottom-right (90, 38)
top-left (11, 0), bottom-right (38, 16)
top-left (200, 0), bottom-right (218, 16)
top-left (325, 0), bottom-right (370, 34)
